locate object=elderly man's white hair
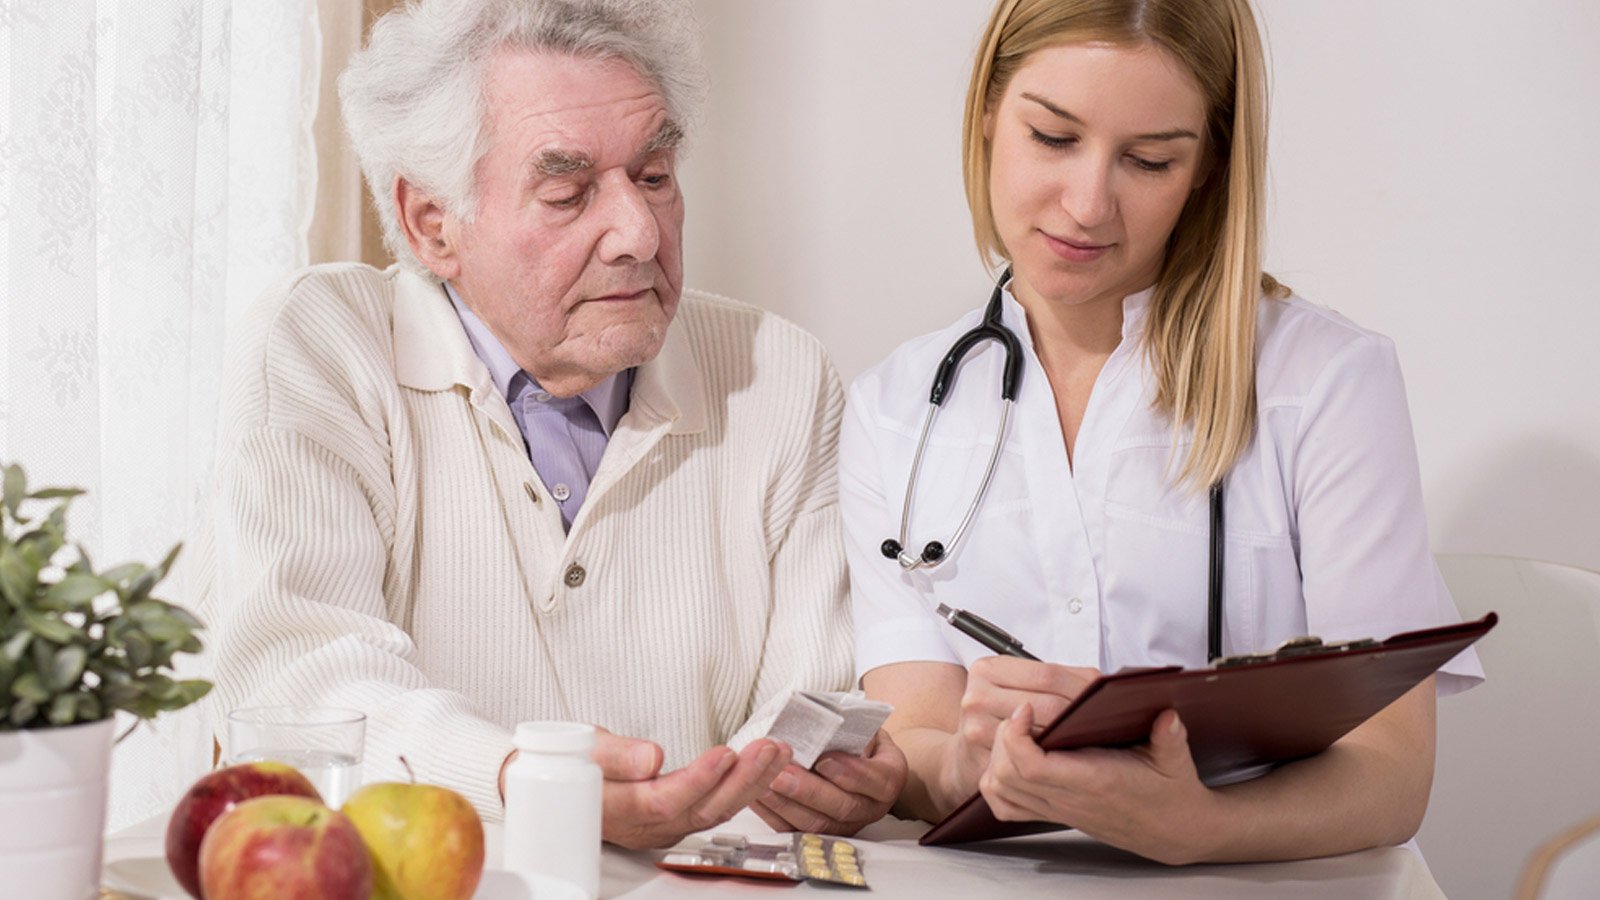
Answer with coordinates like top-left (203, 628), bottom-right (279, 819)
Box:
top-left (339, 0), bottom-right (706, 279)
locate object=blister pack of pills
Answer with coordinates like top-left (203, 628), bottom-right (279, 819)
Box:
top-left (657, 831), bottom-right (868, 888)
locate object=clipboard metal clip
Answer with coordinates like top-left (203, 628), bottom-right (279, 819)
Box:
top-left (1211, 634), bottom-right (1381, 668)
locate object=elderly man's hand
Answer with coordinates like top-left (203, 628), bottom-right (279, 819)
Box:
top-left (594, 731), bottom-right (793, 850)
top-left (750, 730), bottom-right (909, 836)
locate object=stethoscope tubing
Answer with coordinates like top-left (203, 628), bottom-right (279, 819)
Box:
top-left (881, 267), bottom-right (1231, 662)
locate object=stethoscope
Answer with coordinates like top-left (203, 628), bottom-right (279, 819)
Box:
top-left (879, 268), bottom-right (1232, 662)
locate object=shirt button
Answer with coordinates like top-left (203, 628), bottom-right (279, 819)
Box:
top-left (551, 483), bottom-right (572, 502)
top-left (533, 390), bottom-right (552, 403)
top-left (564, 563), bottom-right (586, 588)
top-left (1067, 597), bottom-right (1084, 614)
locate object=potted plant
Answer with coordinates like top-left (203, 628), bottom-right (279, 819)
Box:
top-left (0, 462), bottom-right (211, 900)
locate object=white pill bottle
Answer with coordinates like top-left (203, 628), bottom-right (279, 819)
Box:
top-left (503, 721), bottom-right (603, 899)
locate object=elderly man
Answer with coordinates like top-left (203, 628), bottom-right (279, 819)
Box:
top-left (188, 0), bottom-right (904, 847)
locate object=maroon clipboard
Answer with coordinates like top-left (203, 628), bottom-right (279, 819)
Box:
top-left (919, 613), bottom-right (1497, 846)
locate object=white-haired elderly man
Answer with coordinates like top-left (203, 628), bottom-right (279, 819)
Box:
top-left (187, 0), bottom-right (905, 848)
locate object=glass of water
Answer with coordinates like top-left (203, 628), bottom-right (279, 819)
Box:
top-left (226, 706), bottom-right (366, 806)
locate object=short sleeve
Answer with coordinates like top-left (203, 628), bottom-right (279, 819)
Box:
top-left (1291, 336), bottom-right (1483, 695)
top-left (840, 378), bottom-right (962, 682)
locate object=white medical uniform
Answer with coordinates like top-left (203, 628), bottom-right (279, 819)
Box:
top-left (843, 286), bottom-right (1483, 694)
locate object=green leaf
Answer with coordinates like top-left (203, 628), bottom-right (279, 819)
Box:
top-left (21, 609), bottom-right (81, 644)
top-left (11, 671), bottom-right (49, 703)
top-left (2, 465), bottom-right (25, 517)
top-left (2, 630), bottom-right (32, 663)
top-left (46, 574), bottom-right (110, 607)
top-left (47, 693), bottom-right (79, 725)
top-left (76, 693), bottom-right (101, 722)
top-left (0, 546), bottom-right (31, 607)
top-left (121, 633), bottom-right (153, 669)
top-left (140, 613), bottom-right (192, 644)
top-left (99, 563), bottom-right (144, 586)
top-left (49, 645), bottom-right (87, 692)
top-left (168, 605), bottom-right (204, 631)
top-left (28, 488), bottom-right (85, 500)
top-left (151, 543), bottom-right (182, 583)
top-left (10, 698), bottom-right (39, 727)
top-left (126, 569), bottom-right (158, 605)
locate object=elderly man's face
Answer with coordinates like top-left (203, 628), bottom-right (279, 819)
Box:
top-left (445, 50), bottom-right (684, 395)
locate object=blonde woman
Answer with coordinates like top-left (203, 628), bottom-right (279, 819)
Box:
top-left (832, 0), bottom-right (1483, 863)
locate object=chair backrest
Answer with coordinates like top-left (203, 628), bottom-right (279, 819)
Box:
top-left (1419, 554), bottom-right (1600, 900)
top-left (1515, 815), bottom-right (1600, 900)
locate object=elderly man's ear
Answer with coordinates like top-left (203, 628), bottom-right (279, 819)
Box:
top-left (395, 177), bottom-right (462, 281)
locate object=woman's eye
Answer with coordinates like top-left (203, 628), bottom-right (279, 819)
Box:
top-left (1128, 155), bottom-right (1173, 173)
top-left (1028, 127), bottom-right (1076, 150)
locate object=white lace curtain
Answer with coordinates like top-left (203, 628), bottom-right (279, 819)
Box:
top-left (1, 0), bottom-right (322, 828)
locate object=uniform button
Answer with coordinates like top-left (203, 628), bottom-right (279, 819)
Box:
top-left (552, 483), bottom-right (572, 502)
top-left (1067, 597), bottom-right (1084, 614)
top-left (523, 481), bottom-right (540, 504)
top-left (563, 563), bottom-right (586, 587)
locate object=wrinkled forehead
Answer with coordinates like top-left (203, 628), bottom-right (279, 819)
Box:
top-left (480, 49), bottom-right (675, 154)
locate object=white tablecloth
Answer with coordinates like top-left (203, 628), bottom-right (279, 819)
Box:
top-left (106, 807), bottom-right (1443, 899)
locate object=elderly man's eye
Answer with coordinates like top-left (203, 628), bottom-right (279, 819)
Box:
top-left (545, 193), bottom-right (585, 209)
top-left (639, 173), bottom-right (673, 190)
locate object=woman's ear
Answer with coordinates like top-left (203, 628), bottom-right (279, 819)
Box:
top-left (395, 177), bottom-right (461, 280)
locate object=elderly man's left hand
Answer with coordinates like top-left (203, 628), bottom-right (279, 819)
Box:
top-left (595, 731), bottom-right (794, 850)
top-left (750, 729), bottom-right (909, 836)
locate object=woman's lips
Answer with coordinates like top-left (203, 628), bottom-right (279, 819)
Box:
top-left (1041, 230), bottom-right (1113, 263)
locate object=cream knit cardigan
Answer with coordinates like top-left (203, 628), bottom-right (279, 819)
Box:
top-left (186, 264), bottom-right (853, 819)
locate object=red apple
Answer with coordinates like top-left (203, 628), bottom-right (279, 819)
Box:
top-left (165, 761), bottom-right (323, 898)
top-left (341, 781), bottom-right (485, 900)
top-left (198, 795), bottom-right (372, 900)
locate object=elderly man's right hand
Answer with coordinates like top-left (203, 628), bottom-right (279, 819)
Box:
top-left (593, 730), bottom-right (793, 850)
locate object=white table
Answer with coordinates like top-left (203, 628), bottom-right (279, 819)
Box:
top-left (106, 808), bottom-right (1443, 899)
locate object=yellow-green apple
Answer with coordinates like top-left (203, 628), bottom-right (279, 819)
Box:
top-left (197, 795), bottom-right (372, 900)
top-left (165, 761), bottom-right (323, 898)
top-left (341, 780), bottom-right (485, 900)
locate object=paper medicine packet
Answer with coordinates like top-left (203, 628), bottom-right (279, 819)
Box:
top-left (765, 691), bottom-right (893, 769)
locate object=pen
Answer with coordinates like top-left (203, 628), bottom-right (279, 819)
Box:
top-left (935, 603), bottom-right (1039, 660)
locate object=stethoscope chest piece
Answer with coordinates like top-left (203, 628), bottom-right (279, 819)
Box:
top-left (881, 269), bottom-right (1021, 572)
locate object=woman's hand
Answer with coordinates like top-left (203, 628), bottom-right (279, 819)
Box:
top-left (980, 705), bottom-right (1218, 865)
top-left (750, 730), bottom-right (909, 835)
top-left (941, 656), bottom-right (1100, 808)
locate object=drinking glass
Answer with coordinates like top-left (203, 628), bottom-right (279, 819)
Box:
top-left (226, 706), bottom-right (366, 806)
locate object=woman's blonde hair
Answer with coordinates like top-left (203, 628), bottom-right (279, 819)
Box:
top-left (962, 0), bottom-right (1287, 489)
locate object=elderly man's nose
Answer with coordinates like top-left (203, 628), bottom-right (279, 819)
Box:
top-left (597, 179), bottom-right (661, 264)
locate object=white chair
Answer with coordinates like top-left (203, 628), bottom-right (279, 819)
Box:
top-left (1419, 554), bottom-right (1600, 900)
top-left (1516, 814), bottom-right (1600, 900)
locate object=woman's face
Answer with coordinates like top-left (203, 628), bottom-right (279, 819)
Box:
top-left (987, 41), bottom-right (1209, 313)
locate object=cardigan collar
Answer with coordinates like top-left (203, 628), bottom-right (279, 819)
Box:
top-left (392, 267), bottom-right (706, 435)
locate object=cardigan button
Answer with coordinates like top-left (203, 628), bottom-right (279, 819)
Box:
top-left (563, 563), bottom-right (587, 588)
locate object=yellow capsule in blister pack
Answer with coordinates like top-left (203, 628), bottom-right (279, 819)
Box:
top-left (789, 833), bottom-right (869, 889)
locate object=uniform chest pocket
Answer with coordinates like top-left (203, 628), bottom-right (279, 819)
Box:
top-left (1101, 444), bottom-right (1301, 662)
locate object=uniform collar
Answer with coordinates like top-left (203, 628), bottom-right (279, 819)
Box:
top-left (391, 267), bottom-right (705, 435)
top-left (998, 281), bottom-right (1158, 347)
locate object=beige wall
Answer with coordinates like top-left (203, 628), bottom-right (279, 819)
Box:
top-left (680, 0), bottom-right (1600, 574)
top-left (310, 0), bottom-right (398, 270)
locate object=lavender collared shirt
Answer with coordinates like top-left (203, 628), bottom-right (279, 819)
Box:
top-left (445, 283), bottom-right (632, 531)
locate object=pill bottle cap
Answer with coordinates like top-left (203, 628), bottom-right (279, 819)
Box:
top-left (513, 721), bottom-right (597, 754)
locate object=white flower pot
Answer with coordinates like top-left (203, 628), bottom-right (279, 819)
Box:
top-left (0, 717), bottom-right (116, 900)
